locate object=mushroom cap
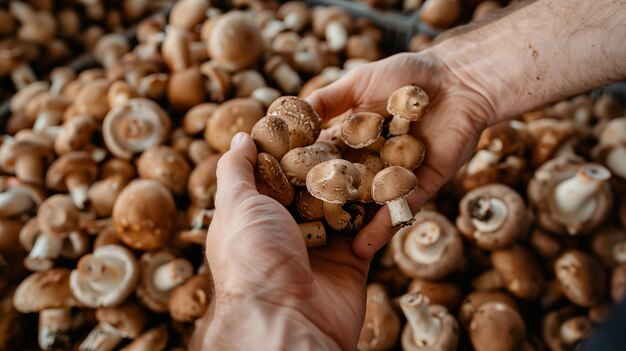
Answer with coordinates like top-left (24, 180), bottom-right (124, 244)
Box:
top-left (419, 0), bottom-right (462, 28)
top-left (183, 103), bottom-right (217, 135)
top-left (73, 79), bottom-right (111, 121)
top-left (54, 115), bottom-right (98, 155)
top-left (0, 133), bottom-right (53, 172)
top-left (371, 166), bottom-right (418, 204)
top-left (358, 283), bottom-right (401, 351)
top-left (380, 134), bottom-right (426, 170)
top-left (266, 96), bottom-right (322, 149)
top-left (205, 98), bottom-right (265, 154)
top-left (232, 70), bottom-right (267, 98)
top-left (306, 159), bottom-right (361, 204)
top-left (387, 85), bottom-right (429, 122)
top-left (491, 245), bottom-right (545, 299)
top-left (37, 194), bottom-right (80, 238)
top-left (167, 67), bottom-right (207, 112)
top-left (457, 184), bottom-right (531, 250)
top-left (255, 153), bottom-right (294, 206)
top-left (208, 11), bottom-right (263, 71)
top-left (306, 141), bottom-right (342, 162)
top-left (168, 275), bottom-right (210, 322)
top-left (280, 147), bottom-right (322, 186)
top-left (459, 291), bottom-right (519, 331)
top-left (527, 119), bottom-right (580, 166)
top-left (103, 98), bottom-right (171, 160)
top-left (0, 176), bottom-right (45, 208)
top-left (311, 6), bottom-right (351, 37)
top-left (137, 146), bottom-right (191, 194)
top-left (470, 302), bottom-right (526, 351)
top-left (555, 249), bottom-right (606, 307)
top-left (70, 244), bottom-right (140, 308)
top-left (392, 210), bottom-right (463, 280)
top-left (13, 268), bottom-right (78, 313)
top-left (341, 112), bottom-right (384, 148)
top-left (187, 155), bottom-right (219, 208)
top-left (169, 0), bottom-right (209, 30)
top-left (137, 250), bottom-right (193, 312)
top-left (591, 226), bottom-right (626, 268)
top-left (251, 115), bottom-right (291, 161)
top-left (359, 152), bottom-right (384, 174)
top-left (541, 307), bottom-right (578, 351)
top-left (46, 151), bottom-right (98, 191)
top-left (112, 180), bottom-right (176, 250)
top-left (10, 81), bottom-right (49, 115)
top-left (101, 158), bottom-right (137, 182)
top-left (96, 301), bottom-right (148, 338)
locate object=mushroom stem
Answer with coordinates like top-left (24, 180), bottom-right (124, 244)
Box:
top-left (388, 198), bottom-right (414, 228)
top-left (472, 269), bottom-right (503, 291)
top-left (389, 116), bottom-right (411, 136)
top-left (15, 153), bottom-right (44, 185)
top-left (606, 146), bottom-right (626, 178)
top-left (399, 293), bottom-right (441, 348)
top-left (560, 316), bottom-right (593, 347)
top-left (0, 189), bottom-right (34, 217)
top-left (78, 255), bottom-right (124, 293)
top-left (25, 233), bottom-right (63, 271)
top-left (38, 307), bottom-right (72, 350)
top-left (554, 164), bottom-right (610, 215)
top-left (153, 259), bottom-right (193, 291)
top-left (325, 21), bottom-right (347, 52)
top-left (33, 111), bottom-right (63, 132)
top-left (298, 221), bottom-right (327, 248)
top-left (466, 150), bottom-right (499, 175)
top-left (271, 62), bottom-right (301, 95)
top-left (79, 323), bottom-right (124, 351)
top-left (66, 172), bottom-right (90, 209)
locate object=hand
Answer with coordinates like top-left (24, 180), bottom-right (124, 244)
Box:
top-left (307, 52), bottom-right (496, 260)
top-left (191, 133), bottom-right (370, 350)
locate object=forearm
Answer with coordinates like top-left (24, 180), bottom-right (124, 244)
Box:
top-left (431, 0), bottom-right (626, 123)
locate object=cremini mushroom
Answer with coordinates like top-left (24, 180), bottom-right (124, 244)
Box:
top-left (46, 151), bottom-right (98, 209)
top-left (119, 325), bottom-right (168, 351)
top-left (205, 98), bottom-right (264, 153)
top-left (72, 78), bottom-right (111, 121)
top-left (264, 55), bottom-right (302, 95)
top-left (169, 0), bottom-right (209, 30)
top-left (542, 307), bottom-right (593, 351)
top-left (94, 33), bottom-right (130, 69)
top-left (79, 301), bottom-right (148, 351)
top-left (323, 201), bottom-right (366, 232)
top-left (360, 152), bottom-right (385, 174)
top-left (472, 0), bottom-right (502, 20)
top-left (307, 141), bottom-right (342, 162)
top-left (255, 153), bottom-right (295, 206)
top-left (88, 158), bottom-right (136, 218)
top-left (112, 180), bottom-right (176, 250)
top-left (470, 302), bottom-right (526, 351)
top-left (399, 293), bottom-right (458, 351)
top-left (137, 249), bottom-right (194, 312)
top-left (419, 0), bottom-right (461, 29)
top-left (459, 291), bottom-right (519, 331)
top-left (457, 184), bottom-right (532, 250)
top-left (554, 249), bottom-right (606, 307)
top-left (137, 146), bottom-right (191, 195)
top-left (103, 98), bottom-right (171, 160)
top-left (391, 210), bottom-right (463, 280)
top-left (0, 176), bottom-right (44, 218)
top-left (296, 190), bottom-right (325, 221)
top-left (591, 226), bottom-right (626, 268)
top-left (298, 220), bottom-right (327, 248)
top-left (70, 244), bottom-right (140, 308)
top-left (407, 279), bottom-right (463, 312)
top-left (387, 85), bottom-right (430, 135)
top-left (306, 159), bottom-right (361, 204)
top-left (280, 147), bottom-right (322, 186)
top-left (232, 70), bottom-right (267, 98)
top-left (53, 115), bottom-right (102, 159)
top-left (358, 283), bottom-right (401, 351)
top-left (380, 135), bottom-right (426, 170)
top-left (528, 157), bottom-right (612, 235)
top-left (372, 166), bottom-right (418, 228)
top-left (167, 67), bottom-right (207, 112)
top-left (341, 112), bottom-right (385, 149)
top-left (187, 155), bottom-right (219, 209)
top-left (353, 163), bottom-right (375, 203)
top-left (0, 131), bottom-right (53, 185)
top-left (183, 103), bottom-right (217, 136)
top-left (312, 6), bottom-right (351, 52)
top-left (207, 11), bottom-right (264, 71)
top-left (527, 119), bottom-right (581, 166)
top-left (251, 115), bottom-right (291, 160)
top-left (168, 275), bottom-right (211, 322)
top-left (266, 96), bottom-right (322, 149)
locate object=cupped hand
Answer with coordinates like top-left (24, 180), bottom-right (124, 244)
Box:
top-left (307, 52), bottom-right (496, 260)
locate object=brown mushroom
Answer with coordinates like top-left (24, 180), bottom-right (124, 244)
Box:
top-left (88, 159), bottom-right (136, 218)
top-left (207, 11), bottom-right (264, 71)
top-left (187, 155), bottom-right (219, 208)
top-left (264, 55), bottom-right (302, 95)
top-left (53, 115), bottom-right (100, 157)
top-left (555, 249), bottom-right (606, 307)
top-left (542, 307), bottom-right (593, 351)
top-left (307, 141), bottom-right (342, 162)
top-left (0, 176), bottom-right (44, 218)
top-left (399, 293), bottom-right (458, 351)
top-left (255, 153), bottom-right (295, 206)
top-left (420, 0), bottom-right (461, 29)
top-left (387, 85), bottom-right (430, 135)
top-left (251, 115), bottom-right (291, 160)
top-left (0, 131), bottom-right (53, 185)
top-left (591, 226), bottom-right (626, 268)
top-left (323, 201), bottom-right (366, 232)
top-left (527, 119), bottom-right (581, 166)
top-left (232, 70), bottom-right (267, 98)
top-left (72, 78), bottom-right (111, 121)
top-left (280, 147), bottom-right (322, 186)
top-left (46, 151), bottom-right (98, 209)
top-left (341, 112), bottom-right (385, 149)
top-left (459, 291), bottom-right (519, 331)
top-left (312, 7), bottom-right (351, 52)
top-left (169, 0), bottom-right (209, 30)
top-left (94, 34), bottom-right (130, 69)
top-left (167, 67), bottom-right (207, 112)
top-left (306, 159), bottom-right (361, 204)
top-left (278, 1), bottom-right (310, 32)
top-left (358, 283), bottom-right (401, 351)
top-left (472, 0), bottom-right (501, 20)
top-left (183, 103), bottom-right (217, 136)
top-left (112, 180), bottom-right (176, 250)
top-left (205, 98), bottom-right (265, 153)
top-left (372, 166), bottom-right (418, 228)
top-left (391, 210), bottom-right (463, 280)
top-left (120, 325), bottom-right (168, 351)
top-left (591, 117), bottom-right (626, 182)
top-left (407, 279), bottom-right (463, 312)
top-left (169, 275), bottom-right (211, 322)
top-left (470, 302), bottom-right (526, 351)
top-left (266, 96), bottom-right (323, 149)
top-left (137, 249), bottom-right (194, 312)
top-left (137, 146), bottom-right (191, 195)
top-left (296, 189), bottom-right (325, 221)
top-left (79, 301), bottom-right (148, 351)
top-left (380, 135), bottom-right (426, 170)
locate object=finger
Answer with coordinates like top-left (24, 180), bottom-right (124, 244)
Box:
top-left (306, 74), bottom-right (357, 121)
top-left (214, 132), bottom-right (258, 208)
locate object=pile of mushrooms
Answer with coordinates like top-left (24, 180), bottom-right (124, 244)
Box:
top-left (0, 0), bottom-right (625, 350)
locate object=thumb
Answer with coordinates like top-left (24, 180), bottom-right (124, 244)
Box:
top-left (214, 132), bottom-right (258, 208)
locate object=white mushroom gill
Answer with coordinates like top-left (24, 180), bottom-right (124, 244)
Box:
top-left (403, 221), bottom-right (447, 264)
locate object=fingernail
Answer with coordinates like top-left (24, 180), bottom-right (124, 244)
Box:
top-left (231, 132), bottom-right (246, 148)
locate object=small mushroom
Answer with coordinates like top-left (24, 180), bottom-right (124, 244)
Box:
top-left (529, 229), bottom-right (562, 258)
top-left (79, 301), bottom-right (148, 351)
top-left (372, 166), bottom-right (418, 228)
top-left (266, 96), bottom-right (322, 149)
top-left (264, 55), bottom-right (302, 95)
top-left (167, 67), bottom-right (207, 112)
top-left (13, 269), bottom-right (78, 350)
top-left (323, 201), bottom-right (366, 232)
top-left (399, 293), bottom-right (459, 351)
top-left (187, 155), bottom-right (219, 208)
top-left (183, 103), bottom-right (217, 136)
top-left (472, 0), bottom-right (501, 20)
top-left (527, 119), bottom-right (581, 166)
top-left (137, 146), bottom-right (191, 195)
top-left (353, 163), bottom-right (375, 203)
top-left (306, 159), bottom-right (361, 204)
top-left (312, 7), bottom-right (351, 52)
top-left (70, 244), bottom-right (140, 308)
top-left (542, 307), bottom-right (592, 351)
top-left (0, 131), bottom-right (53, 185)
top-left (457, 184), bottom-right (532, 250)
top-left (407, 279), bottom-right (463, 312)
top-left (255, 153), bottom-right (295, 206)
top-left (278, 1), bottom-right (310, 32)
top-left (391, 210), bottom-right (463, 280)
top-left (472, 245), bottom-right (545, 299)
top-left (380, 134), bottom-right (426, 170)
top-left (341, 112), bottom-right (385, 149)
top-left (0, 176), bottom-right (45, 218)
top-left (46, 151), bottom-right (98, 209)
top-left (296, 189), bottom-right (325, 221)
top-left (358, 283), bottom-right (401, 351)
top-left (169, 275), bottom-right (211, 322)
top-left (360, 152), bottom-right (385, 174)
top-left (387, 85), bottom-right (429, 136)
top-left (280, 147), bottom-right (322, 186)
top-left (112, 180), bottom-right (176, 250)
top-left (298, 221), bottom-right (327, 248)
top-left (205, 98), bottom-right (265, 153)
top-left (72, 78), bottom-right (111, 121)
top-left (232, 70), bottom-right (267, 98)
top-left (137, 249), bottom-right (194, 313)
top-left (420, 0), bottom-right (461, 29)
top-left (120, 325), bottom-right (168, 351)
top-left (470, 302), bottom-right (526, 351)
top-left (88, 159), bottom-right (136, 218)
top-left (554, 249), bottom-right (606, 307)
top-left (251, 115), bottom-right (291, 160)
top-left (459, 291), bottom-right (519, 331)
top-left (208, 11), bottom-right (264, 71)
top-left (53, 115), bottom-right (102, 158)
top-left (169, 0), bottom-right (209, 30)
top-left (103, 98), bottom-right (171, 160)
top-left (94, 34), bottom-right (130, 70)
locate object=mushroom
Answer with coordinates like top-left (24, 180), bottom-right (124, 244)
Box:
top-left (207, 11), bottom-right (264, 71)
top-left (251, 86), bottom-right (282, 109)
top-left (406, 279), bottom-right (463, 312)
top-left (306, 159), bottom-right (361, 204)
top-left (527, 119), bottom-right (582, 166)
top-left (307, 141), bottom-right (342, 162)
top-left (169, 0), bottom-right (209, 30)
top-left (399, 293), bottom-right (458, 351)
top-left (168, 275), bottom-right (211, 322)
top-left (472, 0), bottom-right (501, 20)
top-left (137, 249), bottom-right (194, 313)
top-left (72, 78), bottom-right (111, 121)
top-left (380, 135), bottom-right (426, 170)
top-left (70, 244), bottom-right (140, 308)
top-left (296, 189), bottom-right (325, 221)
top-left (255, 153), bottom-right (295, 206)
top-left (137, 146), bottom-right (191, 195)
top-left (591, 226), bottom-right (626, 268)
top-left (264, 55), bottom-right (302, 95)
top-left (200, 61), bottom-right (231, 102)
top-left (594, 94), bottom-right (624, 120)
top-left (53, 115), bottom-right (103, 159)
top-left (341, 112), bottom-right (385, 149)
top-left (554, 249), bottom-right (606, 307)
top-left (312, 6), bottom-right (351, 52)
top-left (112, 180), bottom-right (176, 250)
top-left (251, 115), bottom-right (291, 160)
top-left (94, 34), bottom-right (130, 69)
top-left (323, 201), bottom-right (366, 232)
top-left (107, 80), bottom-right (138, 110)
top-left (0, 131), bottom-right (53, 185)
top-left (457, 184), bottom-right (532, 250)
top-left (280, 147), bottom-right (322, 186)
top-left (79, 301), bottom-right (148, 351)
top-left (470, 302), bottom-right (526, 351)
top-left (387, 85), bottom-right (430, 136)
top-left (205, 98), bottom-right (265, 153)
top-left (298, 221), bottom-right (327, 248)
top-left (188, 139), bottom-right (215, 165)
top-left (103, 98), bottom-right (171, 160)
top-left (360, 152), bottom-right (385, 174)
top-left (299, 66), bottom-right (343, 98)
top-left (358, 283), bottom-right (401, 351)
top-left (529, 229), bottom-right (562, 258)
top-left (187, 155), bottom-right (219, 208)
top-left (419, 0), bottom-right (461, 29)
top-left (472, 245), bottom-right (545, 299)
top-left (458, 291), bottom-right (519, 331)
top-left (46, 151), bottom-right (98, 209)
top-left (391, 210), bottom-right (463, 280)
top-left (232, 70), bottom-right (267, 98)
top-left (13, 269), bottom-right (79, 350)
top-left (278, 1), bottom-right (310, 32)
top-left (120, 325), bottom-right (169, 351)
top-left (0, 176), bottom-right (45, 218)
top-left (591, 117), bottom-right (626, 181)
top-left (528, 157), bottom-right (612, 235)
top-left (183, 103), bottom-right (217, 136)
top-left (88, 159), bottom-right (136, 218)
top-left (372, 166), bottom-right (418, 228)
top-left (266, 96), bottom-right (323, 149)
top-left (167, 67), bottom-right (207, 112)
top-left (542, 307), bottom-right (593, 351)
top-left (10, 1), bottom-right (57, 44)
